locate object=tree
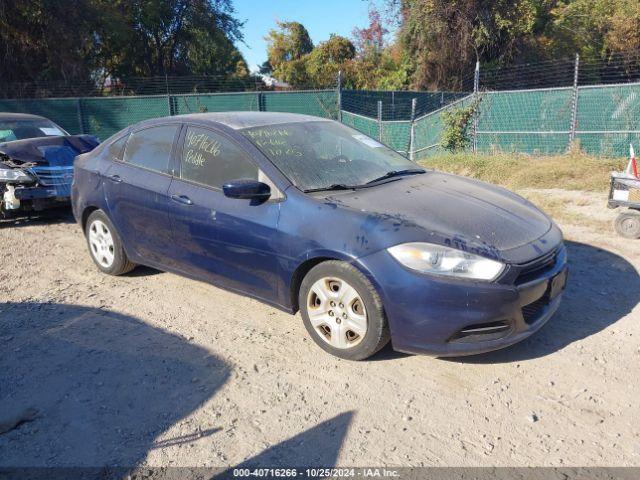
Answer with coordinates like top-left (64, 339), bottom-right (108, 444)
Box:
top-left (0, 0), bottom-right (249, 86)
top-left (97, 0), bottom-right (246, 78)
top-left (548, 0), bottom-right (640, 61)
top-left (396, 0), bottom-right (538, 89)
top-left (306, 35), bottom-right (356, 87)
top-left (0, 0), bottom-right (103, 84)
top-left (258, 60), bottom-right (273, 75)
top-left (352, 7), bottom-right (388, 56)
top-left (266, 21), bottom-right (314, 72)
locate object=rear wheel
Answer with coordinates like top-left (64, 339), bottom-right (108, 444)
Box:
top-left (85, 210), bottom-right (135, 275)
top-left (299, 261), bottom-right (390, 360)
top-left (615, 210), bottom-right (640, 239)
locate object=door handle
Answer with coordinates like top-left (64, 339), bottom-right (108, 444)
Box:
top-left (170, 194), bottom-right (193, 206)
top-left (108, 174), bottom-right (122, 183)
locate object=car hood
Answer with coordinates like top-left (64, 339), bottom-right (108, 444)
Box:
top-left (0, 135), bottom-right (99, 166)
top-left (323, 171), bottom-right (560, 264)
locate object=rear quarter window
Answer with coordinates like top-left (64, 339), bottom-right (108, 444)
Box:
top-left (107, 134), bottom-right (128, 160)
top-left (123, 125), bottom-right (178, 174)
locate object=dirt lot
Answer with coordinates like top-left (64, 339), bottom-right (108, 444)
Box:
top-left (1, 188), bottom-right (639, 468)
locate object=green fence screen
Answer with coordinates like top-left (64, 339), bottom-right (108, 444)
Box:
top-left (2, 83), bottom-right (639, 158)
top-left (0, 90), bottom-right (337, 141)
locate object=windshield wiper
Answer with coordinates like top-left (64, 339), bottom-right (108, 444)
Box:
top-left (365, 168), bottom-right (426, 185)
top-left (304, 183), bottom-right (361, 193)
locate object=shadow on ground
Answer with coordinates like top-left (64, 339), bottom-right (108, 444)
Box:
top-left (218, 411), bottom-right (354, 475)
top-left (0, 302), bottom-right (230, 467)
top-left (450, 240), bottom-right (640, 363)
top-left (0, 303), bottom-right (355, 471)
top-left (0, 208), bottom-right (75, 229)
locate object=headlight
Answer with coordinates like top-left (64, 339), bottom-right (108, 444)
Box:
top-left (387, 242), bottom-right (504, 281)
top-left (0, 168), bottom-right (33, 183)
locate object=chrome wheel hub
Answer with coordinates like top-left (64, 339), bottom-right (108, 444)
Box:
top-left (307, 277), bottom-right (367, 349)
top-left (88, 219), bottom-right (115, 268)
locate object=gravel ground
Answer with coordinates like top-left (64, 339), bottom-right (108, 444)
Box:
top-left (1, 190), bottom-right (639, 468)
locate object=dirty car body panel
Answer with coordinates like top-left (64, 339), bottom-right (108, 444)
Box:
top-left (72, 112), bottom-right (568, 357)
top-left (0, 113), bottom-right (99, 216)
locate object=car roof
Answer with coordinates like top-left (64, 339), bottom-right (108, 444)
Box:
top-left (0, 112), bottom-right (49, 122)
top-left (134, 111), bottom-right (332, 131)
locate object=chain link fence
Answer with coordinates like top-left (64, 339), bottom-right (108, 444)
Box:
top-left (0, 89), bottom-right (338, 140)
top-left (1, 55), bottom-right (639, 157)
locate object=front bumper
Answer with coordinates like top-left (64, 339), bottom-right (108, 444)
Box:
top-left (14, 185), bottom-right (69, 201)
top-left (3, 184), bottom-right (70, 213)
top-left (356, 244), bottom-right (568, 356)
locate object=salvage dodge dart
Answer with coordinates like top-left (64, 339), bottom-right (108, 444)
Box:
top-left (71, 112), bottom-right (568, 360)
top-left (0, 113), bottom-right (99, 218)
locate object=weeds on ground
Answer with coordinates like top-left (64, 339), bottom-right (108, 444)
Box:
top-left (418, 151), bottom-right (626, 192)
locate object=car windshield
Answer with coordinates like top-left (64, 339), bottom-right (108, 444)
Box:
top-left (0, 119), bottom-right (67, 142)
top-left (241, 121), bottom-right (421, 192)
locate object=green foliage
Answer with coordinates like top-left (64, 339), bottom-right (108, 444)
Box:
top-left (266, 21), bottom-right (314, 85)
top-left (306, 35), bottom-right (356, 87)
top-left (547, 0), bottom-right (640, 63)
top-left (398, 0), bottom-right (538, 90)
top-left (0, 0), bottom-right (248, 83)
top-left (440, 98), bottom-right (481, 152)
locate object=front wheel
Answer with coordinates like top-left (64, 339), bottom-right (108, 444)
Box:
top-left (299, 261), bottom-right (390, 360)
top-left (85, 210), bottom-right (135, 275)
top-left (615, 210), bottom-right (640, 239)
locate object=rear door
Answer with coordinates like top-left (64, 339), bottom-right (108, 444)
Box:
top-left (104, 124), bottom-right (180, 267)
top-left (167, 124), bottom-right (283, 303)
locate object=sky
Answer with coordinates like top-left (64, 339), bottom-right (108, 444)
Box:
top-left (233, 0), bottom-right (375, 73)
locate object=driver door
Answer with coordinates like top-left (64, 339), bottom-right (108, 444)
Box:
top-left (168, 125), bottom-right (283, 304)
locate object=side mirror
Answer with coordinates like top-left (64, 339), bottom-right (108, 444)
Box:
top-left (223, 178), bottom-right (271, 202)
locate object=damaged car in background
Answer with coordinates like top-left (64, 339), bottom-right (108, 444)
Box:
top-left (0, 113), bottom-right (99, 218)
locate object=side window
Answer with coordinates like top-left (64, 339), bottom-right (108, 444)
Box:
top-left (123, 125), bottom-right (178, 174)
top-left (180, 126), bottom-right (258, 189)
top-left (107, 134), bottom-right (128, 160)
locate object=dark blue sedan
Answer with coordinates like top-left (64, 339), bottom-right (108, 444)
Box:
top-left (71, 112), bottom-right (567, 360)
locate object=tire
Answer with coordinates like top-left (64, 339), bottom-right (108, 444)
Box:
top-left (298, 260), bottom-right (390, 360)
top-left (614, 211), bottom-right (640, 239)
top-left (85, 210), bottom-right (135, 275)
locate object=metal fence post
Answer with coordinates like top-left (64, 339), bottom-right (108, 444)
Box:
top-left (391, 91), bottom-right (395, 120)
top-left (76, 98), bottom-right (84, 134)
top-left (165, 74), bottom-right (173, 116)
top-left (337, 70), bottom-right (342, 122)
top-left (472, 61), bottom-right (480, 153)
top-left (409, 98), bottom-right (417, 162)
top-left (377, 100), bottom-right (383, 142)
top-left (257, 91), bottom-right (264, 112)
top-left (569, 53), bottom-right (580, 148)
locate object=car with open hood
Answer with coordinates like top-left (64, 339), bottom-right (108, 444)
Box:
top-left (71, 112), bottom-right (567, 360)
top-left (0, 113), bottom-right (99, 218)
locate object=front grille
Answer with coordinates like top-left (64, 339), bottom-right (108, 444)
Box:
top-left (29, 166), bottom-right (74, 196)
top-left (522, 298), bottom-right (548, 325)
top-left (449, 320), bottom-right (512, 343)
top-left (515, 248), bottom-right (558, 285)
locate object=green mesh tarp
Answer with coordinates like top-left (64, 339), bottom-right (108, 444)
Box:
top-left (263, 90), bottom-right (338, 119)
top-left (341, 111), bottom-right (379, 140)
top-left (173, 92), bottom-right (259, 115)
top-left (80, 96), bottom-right (170, 139)
top-left (0, 98), bottom-right (81, 135)
top-left (381, 121), bottom-right (411, 154)
top-left (575, 83), bottom-right (640, 156)
top-left (3, 84), bottom-right (640, 158)
top-left (412, 95), bottom-right (474, 159)
top-left (0, 90), bottom-right (338, 141)
top-left (476, 88), bottom-right (573, 154)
